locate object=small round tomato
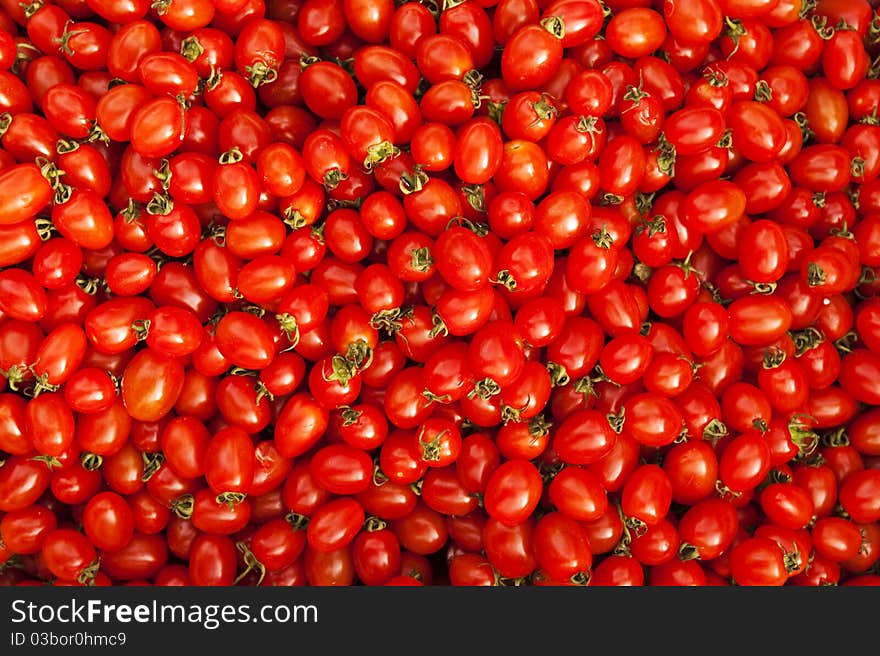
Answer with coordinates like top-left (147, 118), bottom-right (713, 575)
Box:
top-left (483, 459), bottom-right (543, 527)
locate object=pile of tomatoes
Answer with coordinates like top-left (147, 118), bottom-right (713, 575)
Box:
top-left (0, 0), bottom-right (879, 588)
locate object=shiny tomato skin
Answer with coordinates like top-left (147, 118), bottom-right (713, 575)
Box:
top-left (483, 459), bottom-right (543, 527)
top-left (120, 348), bottom-right (184, 422)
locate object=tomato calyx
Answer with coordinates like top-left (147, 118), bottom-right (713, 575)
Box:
top-left (0, 112), bottom-right (10, 138)
top-left (340, 406), bottom-right (363, 427)
top-left (282, 207), bottom-right (308, 230)
top-left (654, 136), bottom-right (676, 177)
top-left (467, 377), bottom-right (501, 401)
top-left (723, 17), bottom-right (747, 55)
top-left (27, 369), bottom-right (60, 398)
top-left (0, 553), bottom-right (21, 574)
top-left (636, 214), bottom-right (667, 238)
top-left (54, 21), bottom-right (85, 57)
top-left (810, 15), bottom-right (836, 40)
top-left (21, 0), bottom-right (43, 18)
top-left (254, 381), bottom-right (274, 405)
top-left (851, 157), bottom-right (866, 179)
top-left (76, 274), bottom-right (104, 296)
top-left (703, 419), bottom-right (729, 444)
top-left (576, 114), bottom-right (603, 138)
top-left (131, 319), bottom-right (151, 343)
top-left (0, 364), bottom-right (29, 392)
top-left (179, 36), bottom-right (204, 63)
top-left (767, 468), bottom-right (792, 485)
top-left (491, 269), bottom-right (519, 291)
top-left (285, 512), bottom-right (310, 530)
top-left (833, 503), bottom-right (852, 520)
top-left (572, 375), bottom-right (598, 401)
top-left (748, 281), bottom-right (777, 295)
top-left (530, 94), bottom-right (558, 125)
top-left (487, 100), bottom-right (507, 125)
top-left (821, 426), bottom-right (849, 448)
top-left (754, 80), bottom-right (772, 103)
top-left (857, 266), bottom-right (877, 295)
top-left (345, 340), bottom-right (374, 371)
top-left (606, 409), bottom-right (625, 434)
top-left (409, 246), bottom-right (434, 272)
top-left (793, 327), bottom-right (824, 356)
top-left (793, 112), bottom-right (815, 142)
top-left (622, 83), bottom-right (650, 110)
top-left (121, 199), bottom-right (142, 224)
top-left (592, 226), bottom-right (615, 250)
top-left (398, 166), bottom-right (428, 195)
top-left (528, 413), bottom-right (552, 437)
top-left (448, 215), bottom-right (489, 236)
top-left (568, 571), bottom-right (591, 586)
top-left (500, 400), bottom-right (530, 424)
top-left (833, 331), bottom-right (858, 355)
top-left (152, 159), bottom-right (172, 192)
top-left (782, 543), bottom-right (802, 575)
top-left (146, 192), bottom-right (174, 216)
top-left (87, 121), bottom-right (110, 145)
top-left (674, 251), bottom-right (702, 280)
top-left (363, 141), bottom-right (400, 171)
top-left (703, 66), bottom-right (728, 88)
top-left (217, 491), bottom-right (248, 509)
top-left (715, 480), bottom-right (742, 501)
top-left (678, 542), bottom-right (701, 561)
top-left (30, 455), bottom-right (64, 471)
top-left (869, 15), bottom-right (880, 44)
top-left (80, 452), bottom-right (103, 471)
top-left (275, 313), bottom-right (301, 348)
top-left (171, 494), bottom-right (195, 519)
top-left (421, 389), bottom-right (451, 404)
top-left (364, 516), bottom-right (387, 532)
top-left (463, 72), bottom-right (484, 95)
top-left (634, 193), bottom-right (656, 217)
top-left (245, 61), bottom-right (278, 88)
top-left (141, 452), bottom-right (165, 482)
top-left (372, 464), bottom-right (388, 487)
top-left (219, 147), bottom-right (244, 166)
top-left (858, 528), bottom-right (871, 556)
top-left (370, 307), bottom-right (407, 334)
top-left (150, 0), bottom-right (172, 15)
top-left (624, 515), bottom-right (648, 538)
top-left (538, 461), bottom-right (564, 485)
top-left (632, 262), bottom-right (652, 282)
top-left (76, 559), bottom-right (101, 587)
top-left (36, 157), bottom-right (71, 205)
top-left (546, 362), bottom-right (570, 387)
top-left (234, 541), bottom-right (266, 585)
top-left (322, 354), bottom-right (359, 387)
top-left (762, 346), bottom-right (787, 369)
top-left (599, 193), bottom-right (624, 206)
top-left (55, 139), bottom-right (80, 156)
top-left (323, 167), bottom-right (348, 191)
top-left (461, 184), bottom-right (487, 213)
top-left (203, 67), bottom-right (223, 92)
top-left (539, 16), bottom-right (566, 40)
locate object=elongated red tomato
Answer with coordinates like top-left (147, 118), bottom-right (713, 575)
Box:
top-left (484, 459), bottom-right (543, 527)
top-left (0, 164), bottom-right (53, 225)
top-left (727, 295), bottom-right (793, 346)
top-left (120, 348), bottom-right (185, 422)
